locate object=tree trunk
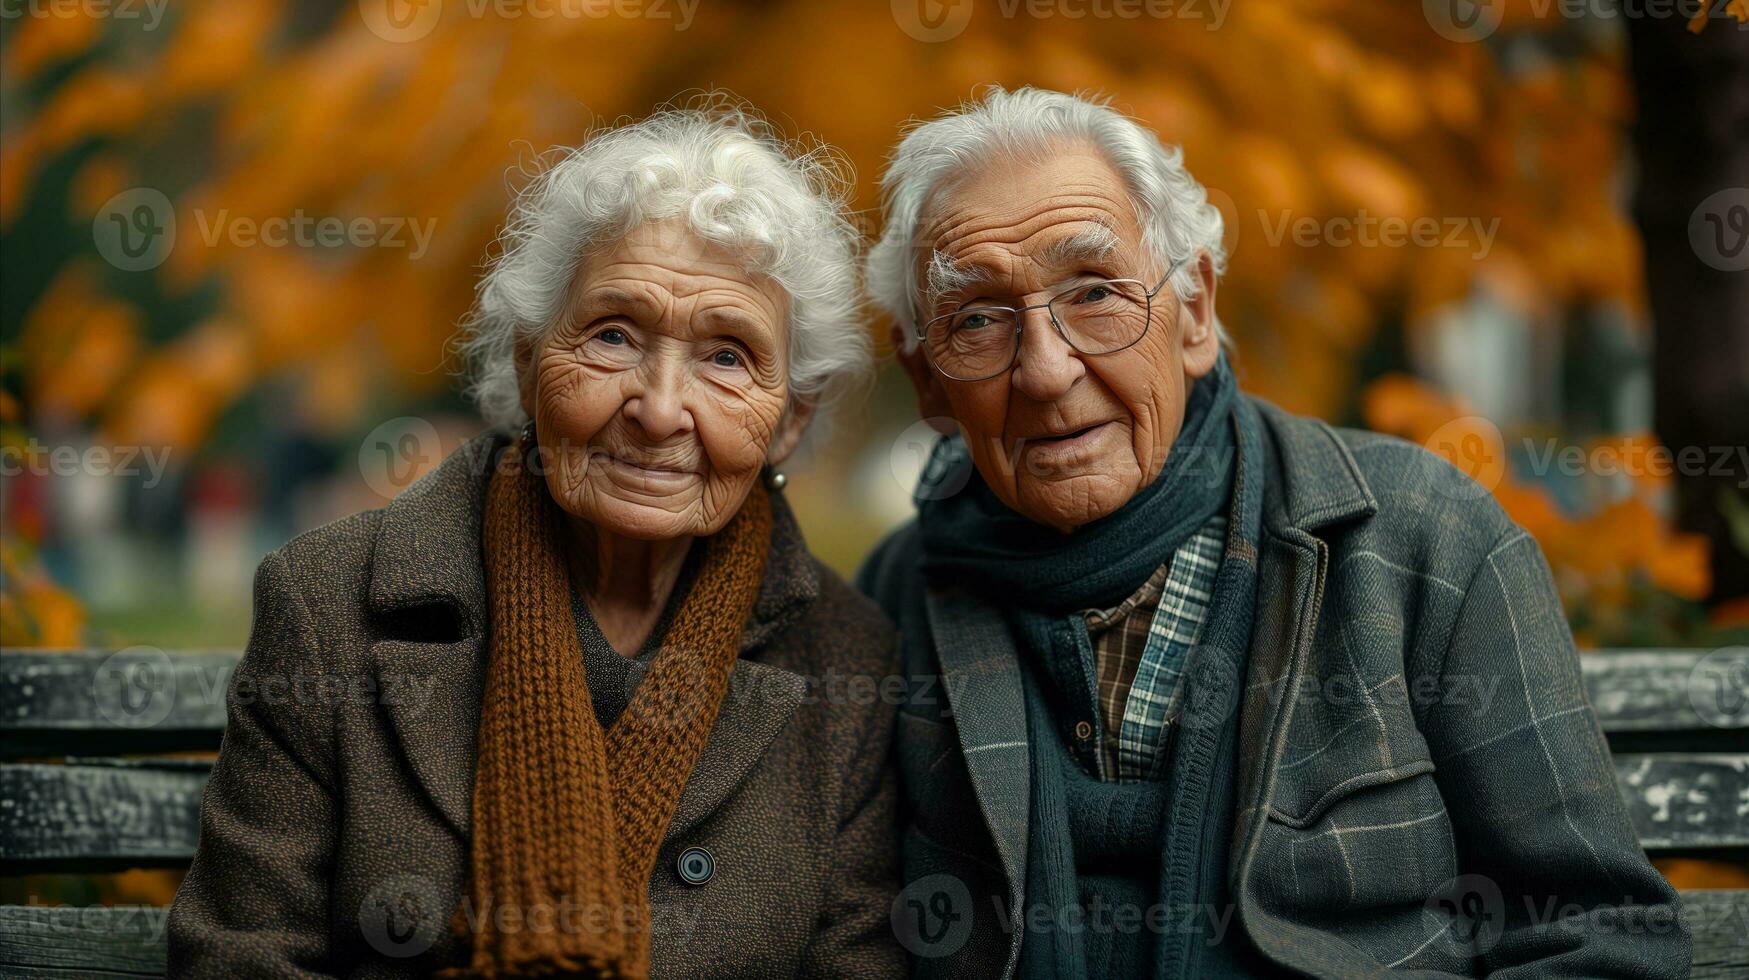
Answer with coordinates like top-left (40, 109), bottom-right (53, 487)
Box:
top-left (1628, 15), bottom-right (1749, 605)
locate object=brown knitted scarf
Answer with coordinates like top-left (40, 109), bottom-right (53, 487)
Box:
top-left (446, 440), bottom-right (771, 979)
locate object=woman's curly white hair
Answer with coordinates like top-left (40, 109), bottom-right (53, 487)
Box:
top-left (458, 98), bottom-right (870, 436)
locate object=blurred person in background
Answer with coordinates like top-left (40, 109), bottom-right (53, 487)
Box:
top-left (859, 87), bottom-right (1688, 979)
top-left (168, 104), bottom-right (905, 979)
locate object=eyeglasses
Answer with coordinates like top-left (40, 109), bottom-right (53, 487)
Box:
top-left (917, 258), bottom-right (1185, 382)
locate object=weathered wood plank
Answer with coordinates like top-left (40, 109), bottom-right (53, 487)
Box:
top-left (0, 903), bottom-right (170, 978)
top-left (0, 760), bottom-right (210, 872)
top-left (1, 649), bottom-right (240, 757)
top-left (1688, 888), bottom-right (1749, 980)
top-left (1614, 754), bottom-right (1749, 852)
top-left (1, 753), bottom-right (1740, 874)
top-left (0, 891), bottom-right (1738, 979)
top-left (3, 645), bottom-right (1727, 754)
top-left (1582, 648), bottom-right (1749, 734)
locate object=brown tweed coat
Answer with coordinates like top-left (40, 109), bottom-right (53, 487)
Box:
top-left (167, 435), bottom-right (907, 979)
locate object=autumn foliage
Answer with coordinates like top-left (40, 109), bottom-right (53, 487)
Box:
top-left (2, 0), bottom-right (1738, 646)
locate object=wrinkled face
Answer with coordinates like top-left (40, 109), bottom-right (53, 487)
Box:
top-left (910, 144), bottom-right (1218, 532)
top-left (519, 218), bottom-right (804, 541)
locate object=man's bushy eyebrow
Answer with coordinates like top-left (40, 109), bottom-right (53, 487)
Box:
top-left (922, 224), bottom-right (1122, 311)
top-left (924, 250), bottom-right (999, 304)
top-left (1038, 224), bottom-right (1120, 268)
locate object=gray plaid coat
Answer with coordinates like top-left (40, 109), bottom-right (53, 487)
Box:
top-left (858, 396), bottom-right (1689, 979)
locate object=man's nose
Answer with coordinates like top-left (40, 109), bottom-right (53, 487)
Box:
top-left (1009, 306), bottom-right (1085, 401)
top-left (622, 361), bottom-right (695, 440)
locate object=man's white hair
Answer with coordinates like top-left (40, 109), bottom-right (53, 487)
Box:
top-left (459, 99), bottom-right (870, 433)
top-left (866, 86), bottom-right (1229, 349)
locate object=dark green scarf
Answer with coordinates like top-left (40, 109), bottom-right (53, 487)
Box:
top-left (917, 354), bottom-right (1239, 614)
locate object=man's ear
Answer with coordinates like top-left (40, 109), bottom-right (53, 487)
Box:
top-left (767, 396), bottom-right (818, 467)
top-left (1177, 250), bottom-right (1221, 380)
top-left (892, 323), bottom-right (959, 436)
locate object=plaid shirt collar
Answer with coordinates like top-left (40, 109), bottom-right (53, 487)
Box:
top-left (1083, 513), bottom-right (1228, 782)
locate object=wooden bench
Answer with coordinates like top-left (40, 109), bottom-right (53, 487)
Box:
top-left (2, 647), bottom-right (1745, 977)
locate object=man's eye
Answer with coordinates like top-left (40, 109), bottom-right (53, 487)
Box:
top-left (956, 312), bottom-right (994, 331)
top-left (711, 349), bottom-right (743, 368)
top-left (1078, 285), bottom-right (1112, 304)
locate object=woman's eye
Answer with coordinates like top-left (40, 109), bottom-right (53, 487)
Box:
top-left (711, 349), bottom-right (743, 368)
top-left (596, 327), bottom-right (628, 345)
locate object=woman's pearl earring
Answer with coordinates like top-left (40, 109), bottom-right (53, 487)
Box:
top-left (765, 469), bottom-right (787, 491)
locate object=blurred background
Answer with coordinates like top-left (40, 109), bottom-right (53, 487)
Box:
top-left (3, 0), bottom-right (1746, 907)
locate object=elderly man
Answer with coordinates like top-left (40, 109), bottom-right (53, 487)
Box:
top-left (857, 87), bottom-right (1688, 979)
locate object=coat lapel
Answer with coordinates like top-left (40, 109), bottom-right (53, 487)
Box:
top-left (371, 636), bottom-right (485, 837)
top-left (923, 585), bottom-right (1030, 973)
top-left (667, 659), bottom-right (809, 840)
top-left (367, 435), bottom-right (497, 838)
top-left (1229, 399), bottom-right (1382, 971)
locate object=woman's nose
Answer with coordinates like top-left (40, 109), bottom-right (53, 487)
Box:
top-left (622, 363), bottom-right (695, 440)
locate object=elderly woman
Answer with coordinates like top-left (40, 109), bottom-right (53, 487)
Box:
top-left (168, 108), bottom-right (904, 979)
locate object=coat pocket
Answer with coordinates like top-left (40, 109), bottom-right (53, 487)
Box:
top-left (1258, 758), bottom-right (1459, 916)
